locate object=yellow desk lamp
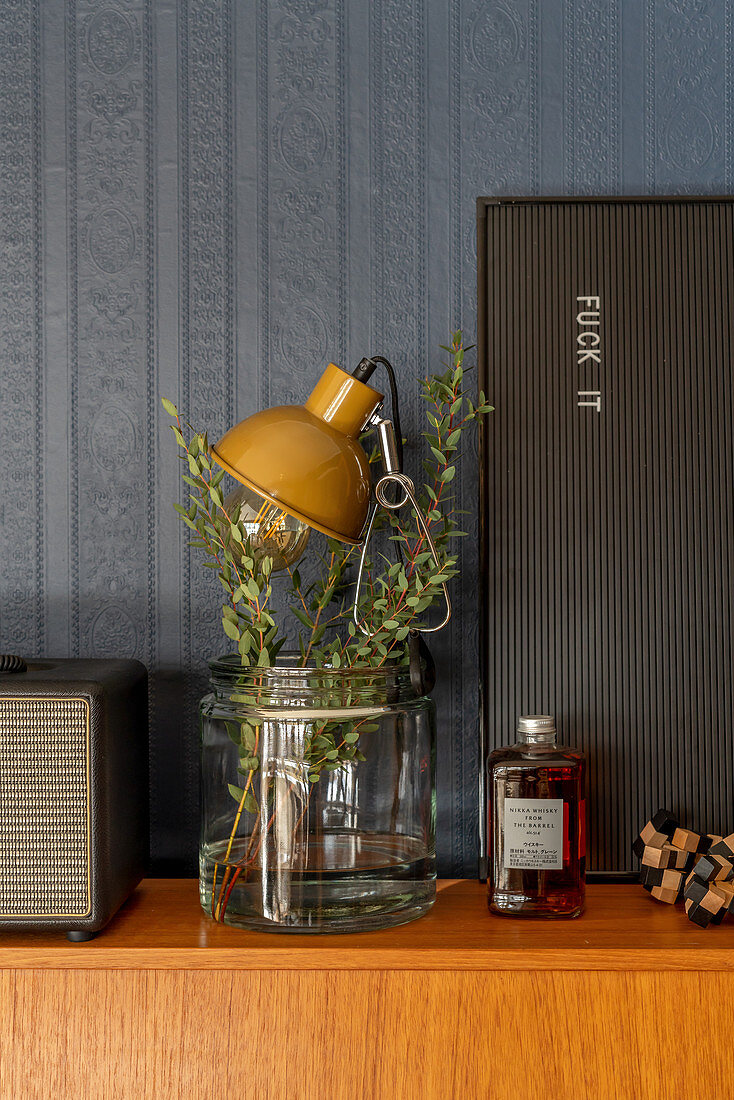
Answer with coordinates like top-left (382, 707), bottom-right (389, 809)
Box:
top-left (210, 357), bottom-right (450, 641)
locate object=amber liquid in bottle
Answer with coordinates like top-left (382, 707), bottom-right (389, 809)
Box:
top-left (488, 714), bottom-right (585, 918)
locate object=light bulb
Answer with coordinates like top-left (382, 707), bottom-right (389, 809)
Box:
top-left (224, 483), bottom-right (310, 572)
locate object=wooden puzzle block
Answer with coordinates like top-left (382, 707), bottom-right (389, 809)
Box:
top-left (699, 888), bottom-right (727, 916)
top-left (637, 813), bottom-right (734, 927)
top-left (641, 843), bottom-right (692, 870)
top-left (684, 877), bottom-right (709, 907)
top-left (640, 822), bottom-right (669, 849)
top-left (650, 809), bottom-right (679, 837)
top-left (650, 884), bottom-right (679, 904)
top-left (684, 893), bottom-right (726, 927)
top-left (683, 876), bottom-right (730, 927)
top-left (690, 853), bottom-right (733, 883)
top-left (634, 812), bottom-right (681, 859)
top-left (671, 827), bottom-right (708, 853)
top-left (649, 869), bottom-right (685, 904)
top-left (669, 846), bottom-right (694, 870)
top-left (641, 845), bottom-right (671, 869)
top-left (685, 897), bottom-right (715, 927)
top-left (708, 835), bottom-right (734, 863)
top-left (640, 865), bottom-right (666, 891)
top-left (710, 881), bottom-right (734, 911)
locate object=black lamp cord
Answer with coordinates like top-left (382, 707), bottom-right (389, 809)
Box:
top-left (352, 355), bottom-right (403, 473)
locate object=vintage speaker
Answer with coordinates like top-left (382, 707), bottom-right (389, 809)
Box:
top-left (0, 657), bottom-right (148, 938)
top-left (478, 196), bottom-right (734, 878)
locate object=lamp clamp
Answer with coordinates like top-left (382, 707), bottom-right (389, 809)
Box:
top-left (367, 412), bottom-right (402, 478)
top-left (350, 358), bottom-right (450, 693)
top-left (352, 405), bottom-right (453, 649)
top-left (352, 470), bottom-right (452, 639)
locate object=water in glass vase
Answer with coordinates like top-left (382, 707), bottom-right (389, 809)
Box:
top-left (200, 831), bottom-right (435, 932)
top-left (200, 657), bottom-right (437, 933)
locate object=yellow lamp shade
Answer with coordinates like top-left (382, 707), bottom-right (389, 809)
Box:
top-left (210, 363), bottom-right (383, 544)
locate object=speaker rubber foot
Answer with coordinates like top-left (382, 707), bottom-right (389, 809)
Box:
top-left (66, 930), bottom-right (96, 942)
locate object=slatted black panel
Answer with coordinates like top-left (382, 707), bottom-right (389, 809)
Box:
top-left (478, 198), bottom-right (734, 875)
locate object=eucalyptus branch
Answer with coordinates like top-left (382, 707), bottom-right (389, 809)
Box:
top-left (162, 332), bottom-right (492, 828)
top-left (286, 541), bottom-right (358, 666)
top-left (341, 332), bottom-right (492, 667)
top-left (162, 400), bottom-right (286, 671)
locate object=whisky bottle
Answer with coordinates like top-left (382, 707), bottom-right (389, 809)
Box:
top-left (488, 714), bottom-right (585, 918)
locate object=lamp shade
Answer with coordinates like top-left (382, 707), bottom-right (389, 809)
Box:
top-left (210, 363), bottom-right (383, 544)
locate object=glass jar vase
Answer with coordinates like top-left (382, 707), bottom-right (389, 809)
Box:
top-left (199, 655), bottom-right (436, 932)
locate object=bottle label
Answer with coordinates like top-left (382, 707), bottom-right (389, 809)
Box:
top-left (503, 798), bottom-right (564, 870)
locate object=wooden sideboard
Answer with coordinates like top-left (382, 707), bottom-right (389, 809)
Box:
top-left (1, 879), bottom-right (733, 1099)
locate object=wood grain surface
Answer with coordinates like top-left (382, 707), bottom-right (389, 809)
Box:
top-left (2, 969), bottom-right (733, 1099)
top-left (1, 878), bottom-right (734, 971)
top-left (2, 881), bottom-right (734, 1099)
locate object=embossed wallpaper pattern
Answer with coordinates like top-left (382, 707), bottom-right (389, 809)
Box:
top-left (0, 1), bottom-right (732, 873)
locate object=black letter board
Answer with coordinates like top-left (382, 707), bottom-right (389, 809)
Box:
top-left (478, 197), bottom-right (734, 877)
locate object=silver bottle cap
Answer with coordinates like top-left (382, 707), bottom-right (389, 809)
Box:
top-left (517, 714), bottom-right (556, 735)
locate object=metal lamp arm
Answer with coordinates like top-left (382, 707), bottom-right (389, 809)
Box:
top-left (351, 414), bottom-right (452, 639)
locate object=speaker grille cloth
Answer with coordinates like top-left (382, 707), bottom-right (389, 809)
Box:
top-left (0, 698), bottom-right (89, 916)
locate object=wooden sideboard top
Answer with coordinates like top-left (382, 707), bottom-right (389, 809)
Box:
top-left (1, 879), bottom-right (733, 971)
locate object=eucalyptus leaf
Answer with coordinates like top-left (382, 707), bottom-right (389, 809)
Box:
top-left (224, 721), bottom-right (241, 746)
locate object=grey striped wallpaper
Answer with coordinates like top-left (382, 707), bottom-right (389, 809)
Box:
top-left (1, 0), bottom-right (732, 873)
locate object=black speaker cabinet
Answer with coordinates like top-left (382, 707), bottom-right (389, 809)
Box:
top-left (0, 658), bottom-right (148, 938)
top-left (478, 196), bottom-right (734, 878)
